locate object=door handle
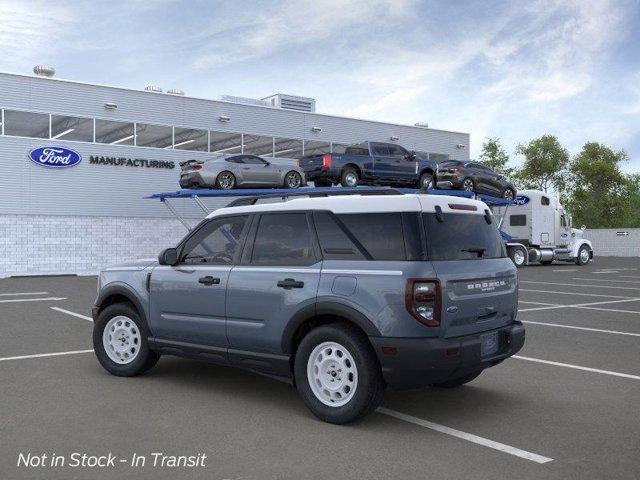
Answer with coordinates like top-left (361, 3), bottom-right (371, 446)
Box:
top-left (198, 276), bottom-right (220, 285)
top-left (277, 278), bottom-right (304, 289)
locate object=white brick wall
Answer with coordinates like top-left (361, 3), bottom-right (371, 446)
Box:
top-left (584, 228), bottom-right (640, 257)
top-left (0, 214), bottom-right (187, 277)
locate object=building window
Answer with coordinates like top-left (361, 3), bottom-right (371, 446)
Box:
top-left (173, 127), bottom-right (208, 151)
top-left (51, 114), bottom-right (93, 142)
top-left (95, 119), bottom-right (135, 145)
top-left (135, 123), bottom-right (173, 148)
top-left (273, 137), bottom-right (303, 158)
top-left (3, 110), bottom-right (49, 138)
top-left (210, 131), bottom-right (242, 154)
top-left (303, 140), bottom-right (331, 156)
top-left (243, 134), bottom-right (274, 156)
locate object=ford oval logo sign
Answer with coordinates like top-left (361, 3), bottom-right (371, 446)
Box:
top-left (514, 195), bottom-right (530, 206)
top-left (28, 146), bottom-right (82, 168)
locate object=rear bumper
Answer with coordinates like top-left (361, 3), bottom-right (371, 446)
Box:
top-left (304, 166), bottom-right (338, 182)
top-left (179, 172), bottom-right (207, 188)
top-left (369, 322), bottom-right (525, 390)
top-left (435, 175), bottom-right (463, 189)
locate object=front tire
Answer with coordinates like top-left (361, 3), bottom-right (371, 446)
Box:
top-left (502, 188), bottom-right (516, 200)
top-left (507, 245), bottom-right (527, 268)
top-left (284, 171), bottom-right (303, 189)
top-left (294, 323), bottom-right (384, 424)
top-left (93, 303), bottom-right (159, 377)
top-left (576, 245), bottom-right (591, 265)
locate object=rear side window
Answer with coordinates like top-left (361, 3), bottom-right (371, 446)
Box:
top-left (541, 196), bottom-right (550, 206)
top-left (345, 146), bottom-right (369, 156)
top-left (510, 214), bottom-right (527, 226)
top-left (336, 213), bottom-right (405, 261)
top-left (251, 213), bottom-right (316, 266)
top-left (423, 213), bottom-right (506, 260)
top-left (313, 212), bottom-right (366, 260)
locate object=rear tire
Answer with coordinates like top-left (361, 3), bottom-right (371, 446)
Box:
top-left (215, 171), bottom-right (236, 190)
top-left (340, 168), bottom-right (359, 187)
top-left (93, 303), bottom-right (159, 377)
top-left (434, 370), bottom-right (482, 388)
top-left (294, 323), bottom-right (384, 424)
top-left (462, 178), bottom-right (475, 192)
top-left (284, 171), bottom-right (302, 189)
top-left (419, 172), bottom-right (434, 190)
top-left (502, 188), bottom-right (516, 200)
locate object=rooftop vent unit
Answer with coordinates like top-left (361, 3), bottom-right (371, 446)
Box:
top-left (414, 122), bottom-right (429, 128)
top-left (219, 95), bottom-right (270, 107)
top-left (33, 65), bottom-right (55, 77)
top-left (167, 89), bottom-right (185, 96)
top-left (144, 85), bottom-right (163, 93)
top-left (262, 94), bottom-right (316, 113)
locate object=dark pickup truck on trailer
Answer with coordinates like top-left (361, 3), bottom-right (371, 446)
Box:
top-left (298, 141), bottom-right (438, 189)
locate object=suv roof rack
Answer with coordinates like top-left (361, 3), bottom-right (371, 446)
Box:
top-left (225, 186), bottom-right (404, 207)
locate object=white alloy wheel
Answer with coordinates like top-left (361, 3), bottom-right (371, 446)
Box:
top-left (307, 341), bottom-right (358, 407)
top-left (513, 248), bottom-right (525, 266)
top-left (102, 315), bottom-right (142, 364)
top-left (579, 246), bottom-right (590, 264)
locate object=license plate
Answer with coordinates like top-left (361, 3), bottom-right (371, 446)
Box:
top-left (481, 332), bottom-right (499, 357)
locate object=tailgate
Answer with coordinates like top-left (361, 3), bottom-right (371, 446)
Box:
top-left (432, 258), bottom-right (517, 338)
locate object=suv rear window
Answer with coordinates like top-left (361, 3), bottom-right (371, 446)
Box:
top-left (423, 213), bottom-right (506, 260)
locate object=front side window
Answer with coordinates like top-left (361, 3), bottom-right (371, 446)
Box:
top-left (424, 213), bottom-right (506, 260)
top-left (387, 145), bottom-right (409, 158)
top-left (181, 216), bottom-right (248, 264)
top-left (541, 196), bottom-right (550, 206)
top-left (372, 144), bottom-right (390, 156)
top-left (251, 213), bottom-right (315, 266)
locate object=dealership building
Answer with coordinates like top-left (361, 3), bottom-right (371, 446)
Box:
top-left (0, 69), bottom-right (470, 276)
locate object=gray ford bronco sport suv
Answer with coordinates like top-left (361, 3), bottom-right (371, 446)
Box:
top-left (93, 191), bottom-right (524, 424)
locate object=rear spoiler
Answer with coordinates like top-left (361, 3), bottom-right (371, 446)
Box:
top-left (179, 159), bottom-right (203, 167)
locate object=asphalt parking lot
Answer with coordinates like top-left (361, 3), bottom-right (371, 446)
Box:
top-left (1, 257), bottom-right (639, 480)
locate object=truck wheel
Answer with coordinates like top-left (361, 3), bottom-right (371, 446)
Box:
top-left (502, 188), bottom-right (516, 200)
top-left (340, 168), bottom-right (359, 187)
top-left (434, 370), bottom-right (482, 388)
top-left (576, 245), bottom-right (591, 265)
top-left (462, 178), bottom-right (475, 192)
top-left (93, 302), bottom-right (159, 377)
top-left (294, 323), bottom-right (385, 424)
top-left (508, 245), bottom-right (527, 268)
top-left (419, 172), bottom-right (433, 190)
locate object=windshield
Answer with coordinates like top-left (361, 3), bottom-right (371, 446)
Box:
top-left (423, 213), bottom-right (506, 260)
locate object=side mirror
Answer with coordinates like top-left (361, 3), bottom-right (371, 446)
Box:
top-left (158, 247), bottom-right (178, 266)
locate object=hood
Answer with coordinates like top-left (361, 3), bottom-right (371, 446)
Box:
top-left (103, 258), bottom-right (158, 271)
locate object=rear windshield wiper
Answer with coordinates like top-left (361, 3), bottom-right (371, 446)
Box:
top-left (461, 247), bottom-right (486, 258)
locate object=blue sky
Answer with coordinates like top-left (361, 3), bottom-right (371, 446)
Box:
top-left (1, 0), bottom-right (639, 171)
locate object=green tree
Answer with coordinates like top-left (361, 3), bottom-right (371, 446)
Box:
top-left (514, 135), bottom-right (569, 192)
top-left (566, 142), bottom-right (629, 228)
top-left (479, 137), bottom-right (513, 177)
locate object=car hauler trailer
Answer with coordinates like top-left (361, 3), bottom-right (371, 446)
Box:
top-left (491, 189), bottom-right (593, 267)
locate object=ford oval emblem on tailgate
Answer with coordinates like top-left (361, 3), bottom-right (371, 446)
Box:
top-left (28, 146), bottom-right (82, 168)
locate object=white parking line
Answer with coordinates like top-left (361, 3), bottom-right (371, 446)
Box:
top-left (377, 407), bottom-right (553, 464)
top-left (518, 301), bottom-right (559, 306)
top-left (0, 297), bottom-right (67, 304)
top-left (521, 320), bottom-right (640, 337)
top-left (552, 269), bottom-right (578, 272)
top-left (0, 291), bottom-right (49, 296)
top-left (514, 356), bottom-right (640, 381)
top-left (573, 306), bottom-right (640, 315)
top-left (518, 297), bottom-right (640, 313)
top-left (573, 278), bottom-right (640, 284)
top-left (50, 307), bottom-right (93, 322)
top-left (520, 281), bottom-right (640, 291)
top-left (593, 270), bottom-right (619, 274)
top-left (520, 289), bottom-right (636, 299)
top-left (0, 349), bottom-right (94, 362)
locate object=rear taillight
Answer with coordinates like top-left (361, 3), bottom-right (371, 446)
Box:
top-left (405, 279), bottom-right (441, 327)
top-left (451, 167), bottom-right (460, 173)
top-left (193, 164), bottom-right (202, 171)
top-left (322, 154), bottom-right (331, 169)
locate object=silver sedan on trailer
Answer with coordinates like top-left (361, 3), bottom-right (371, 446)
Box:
top-left (179, 154), bottom-right (307, 189)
